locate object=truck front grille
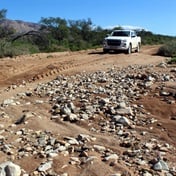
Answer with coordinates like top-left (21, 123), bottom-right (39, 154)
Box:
top-left (107, 39), bottom-right (121, 46)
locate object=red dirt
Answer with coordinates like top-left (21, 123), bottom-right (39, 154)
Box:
top-left (0, 45), bottom-right (175, 175)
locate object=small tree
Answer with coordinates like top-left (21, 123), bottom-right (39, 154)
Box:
top-left (0, 9), bottom-right (7, 19)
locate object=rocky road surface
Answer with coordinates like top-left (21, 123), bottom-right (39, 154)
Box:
top-left (0, 46), bottom-right (176, 176)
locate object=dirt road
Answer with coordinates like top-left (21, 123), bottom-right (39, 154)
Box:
top-left (0, 45), bottom-right (176, 176)
top-left (0, 45), bottom-right (162, 87)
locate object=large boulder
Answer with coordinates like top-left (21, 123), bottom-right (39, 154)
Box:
top-left (0, 161), bottom-right (21, 176)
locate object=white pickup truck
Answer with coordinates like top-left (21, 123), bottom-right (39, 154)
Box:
top-left (103, 30), bottom-right (141, 54)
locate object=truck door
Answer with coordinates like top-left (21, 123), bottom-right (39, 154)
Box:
top-left (131, 31), bottom-right (138, 48)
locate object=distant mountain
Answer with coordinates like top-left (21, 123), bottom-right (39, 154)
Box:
top-left (0, 19), bottom-right (41, 33)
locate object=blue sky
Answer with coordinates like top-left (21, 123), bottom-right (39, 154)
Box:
top-left (1, 0), bottom-right (176, 36)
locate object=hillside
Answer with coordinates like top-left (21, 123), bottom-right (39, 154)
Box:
top-left (0, 19), bottom-right (41, 33)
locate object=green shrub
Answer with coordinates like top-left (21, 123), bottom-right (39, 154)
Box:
top-left (0, 39), bottom-right (40, 58)
top-left (157, 41), bottom-right (176, 57)
top-left (167, 57), bottom-right (176, 64)
top-left (0, 39), bottom-right (18, 57)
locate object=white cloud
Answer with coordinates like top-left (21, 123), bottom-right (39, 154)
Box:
top-left (121, 25), bottom-right (144, 30)
top-left (104, 24), bottom-right (147, 31)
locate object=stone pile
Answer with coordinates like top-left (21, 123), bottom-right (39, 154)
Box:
top-left (0, 64), bottom-right (176, 175)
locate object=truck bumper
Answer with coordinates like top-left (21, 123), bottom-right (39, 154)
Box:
top-left (103, 45), bottom-right (128, 51)
top-left (103, 41), bottom-right (129, 50)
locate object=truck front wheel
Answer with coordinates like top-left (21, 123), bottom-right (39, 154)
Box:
top-left (135, 43), bottom-right (140, 52)
top-left (103, 49), bottom-right (109, 53)
top-left (126, 44), bottom-right (132, 54)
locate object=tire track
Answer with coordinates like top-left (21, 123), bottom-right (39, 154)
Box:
top-left (0, 61), bottom-right (91, 97)
top-left (29, 62), bottom-right (82, 82)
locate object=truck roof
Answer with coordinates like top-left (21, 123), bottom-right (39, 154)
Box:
top-left (111, 30), bottom-right (133, 37)
top-left (113, 29), bottom-right (135, 32)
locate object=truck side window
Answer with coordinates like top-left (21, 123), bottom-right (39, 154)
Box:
top-left (131, 31), bottom-right (136, 37)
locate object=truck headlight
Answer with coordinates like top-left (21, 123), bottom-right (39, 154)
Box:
top-left (103, 39), bottom-right (107, 45)
top-left (121, 40), bottom-right (127, 43)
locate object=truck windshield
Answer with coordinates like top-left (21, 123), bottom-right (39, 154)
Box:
top-left (112, 31), bottom-right (130, 37)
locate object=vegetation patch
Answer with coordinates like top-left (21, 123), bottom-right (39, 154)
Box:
top-left (1, 9), bottom-right (176, 58)
top-left (167, 57), bottom-right (176, 64)
top-left (157, 41), bottom-right (176, 57)
top-left (0, 39), bottom-right (39, 58)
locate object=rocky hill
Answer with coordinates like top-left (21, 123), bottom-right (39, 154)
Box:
top-left (0, 19), bottom-right (41, 33)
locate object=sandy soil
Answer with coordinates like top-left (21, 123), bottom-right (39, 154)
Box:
top-left (0, 45), bottom-right (175, 176)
